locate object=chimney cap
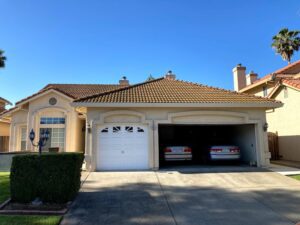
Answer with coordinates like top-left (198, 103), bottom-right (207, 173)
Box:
top-left (165, 70), bottom-right (176, 80)
top-left (119, 76), bottom-right (129, 86)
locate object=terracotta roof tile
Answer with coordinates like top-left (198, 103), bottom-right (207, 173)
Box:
top-left (241, 60), bottom-right (300, 92)
top-left (282, 78), bottom-right (300, 90)
top-left (74, 78), bottom-right (279, 104)
top-left (15, 84), bottom-right (122, 105)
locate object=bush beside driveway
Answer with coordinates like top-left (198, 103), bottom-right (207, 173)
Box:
top-left (0, 172), bottom-right (62, 225)
top-left (61, 168), bottom-right (300, 225)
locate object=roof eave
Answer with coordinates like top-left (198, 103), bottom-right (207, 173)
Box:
top-left (71, 102), bottom-right (283, 109)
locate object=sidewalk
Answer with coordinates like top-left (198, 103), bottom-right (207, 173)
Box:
top-left (269, 163), bottom-right (300, 175)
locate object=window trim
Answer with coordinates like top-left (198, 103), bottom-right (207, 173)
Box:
top-left (19, 126), bottom-right (27, 151)
top-left (263, 86), bottom-right (268, 97)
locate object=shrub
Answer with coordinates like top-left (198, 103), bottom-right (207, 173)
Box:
top-left (10, 153), bottom-right (84, 203)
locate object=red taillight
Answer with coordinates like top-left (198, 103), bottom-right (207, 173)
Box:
top-left (230, 148), bottom-right (240, 153)
top-left (164, 148), bottom-right (172, 153)
top-left (184, 147), bottom-right (192, 153)
top-left (210, 148), bottom-right (222, 153)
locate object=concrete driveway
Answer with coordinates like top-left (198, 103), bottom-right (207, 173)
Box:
top-left (61, 166), bottom-right (300, 225)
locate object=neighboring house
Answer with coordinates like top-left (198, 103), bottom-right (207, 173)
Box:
top-left (0, 97), bottom-right (12, 151)
top-left (0, 71), bottom-right (281, 171)
top-left (234, 60), bottom-right (300, 162)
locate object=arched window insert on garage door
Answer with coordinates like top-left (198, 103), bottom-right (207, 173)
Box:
top-left (137, 127), bottom-right (144, 132)
top-left (113, 126), bottom-right (121, 133)
top-left (101, 127), bottom-right (109, 133)
top-left (125, 126), bottom-right (133, 133)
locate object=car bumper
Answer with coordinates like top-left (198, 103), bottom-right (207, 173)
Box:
top-left (164, 154), bottom-right (192, 161)
top-left (210, 154), bottom-right (240, 160)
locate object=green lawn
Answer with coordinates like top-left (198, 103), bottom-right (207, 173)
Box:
top-left (0, 173), bottom-right (62, 225)
top-left (0, 215), bottom-right (62, 225)
top-left (0, 172), bottom-right (10, 204)
top-left (289, 175), bottom-right (300, 181)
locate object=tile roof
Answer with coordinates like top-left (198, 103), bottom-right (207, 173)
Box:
top-left (15, 84), bottom-right (122, 105)
top-left (0, 97), bottom-right (12, 105)
top-left (74, 78), bottom-right (279, 104)
top-left (240, 60), bottom-right (300, 92)
top-left (282, 78), bottom-right (300, 90)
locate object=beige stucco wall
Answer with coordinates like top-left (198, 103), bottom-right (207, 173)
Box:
top-left (9, 91), bottom-right (85, 152)
top-left (85, 107), bottom-right (270, 171)
top-left (245, 84), bottom-right (274, 97)
top-left (267, 87), bottom-right (300, 161)
top-left (0, 122), bottom-right (9, 136)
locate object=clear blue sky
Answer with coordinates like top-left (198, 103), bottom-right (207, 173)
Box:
top-left (1, 0), bottom-right (300, 104)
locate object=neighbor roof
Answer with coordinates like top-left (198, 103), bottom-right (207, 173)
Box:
top-left (282, 78), bottom-right (300, 90)
top-left (73, 77), bottom-right (280, 106)
top-left (240, 60), bottom-right (300, 92)
top-left (0, 97), bottom-right (12, 105)
top-left (15, 84), bottom-right (123, 105)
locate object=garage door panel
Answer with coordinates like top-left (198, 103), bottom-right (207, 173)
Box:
top-left (97, 125), bottom-right (148, 170)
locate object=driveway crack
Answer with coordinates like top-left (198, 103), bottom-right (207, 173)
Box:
top-left (155, 172), bottom-right (178, 225)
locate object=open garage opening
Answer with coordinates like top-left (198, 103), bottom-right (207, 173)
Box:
top-left (158, 124), bottom-right (257, 168)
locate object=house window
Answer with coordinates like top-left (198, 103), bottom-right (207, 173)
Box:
top-left (40, 128), bottom-right (65, 151)
top-left (263, 86), bottom-right (268, 97)
top-left (39, 116), bottom-right (66, 152)
top-left (20, 127), bottom-right (27, 151)
top-left (284, 87), bottom-right (288, 98)
top-left (40, 117), bottom-right (65, 125)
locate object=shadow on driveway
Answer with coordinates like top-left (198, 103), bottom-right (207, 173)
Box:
top-left (61, 170), bottom-right (300, 225)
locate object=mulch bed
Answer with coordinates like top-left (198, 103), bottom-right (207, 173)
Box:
top-left (0, 199), bottom-right (70, 215)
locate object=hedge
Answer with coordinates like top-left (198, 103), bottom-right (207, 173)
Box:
top-left (10, 153), bottom-right (84, 203)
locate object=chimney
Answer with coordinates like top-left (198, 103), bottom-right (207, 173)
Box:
top-left (165, 70), bottom-right (176, 80)
top-left (119, 76), bottom-right (129, 86)
top-left (233, 64), bottom-right (246, 91)
top-left (246, 71), bottom-right (258, 85)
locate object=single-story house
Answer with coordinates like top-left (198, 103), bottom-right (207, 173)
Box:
top-left (0, 97), bottom-right (12, 151)
top-left (0, 70), bottom-right (282, 171)
top-left (234, 60), bottom-right (300, 161)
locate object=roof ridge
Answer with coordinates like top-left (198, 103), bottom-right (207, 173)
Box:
top-left (44, 83), bottom-right (120, 86)
top-left (274, 59), bottom-right (300, 74)
top-left (74, 77), bottom-right (165, 102)
top-left (174, 79), bottom-right (277, 102)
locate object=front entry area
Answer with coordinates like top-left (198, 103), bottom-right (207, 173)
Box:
top-left (97, 124), bottom-right (149, 170)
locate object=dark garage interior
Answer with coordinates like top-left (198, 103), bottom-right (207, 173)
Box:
top-left (158, 124), bottom-right (257, 168)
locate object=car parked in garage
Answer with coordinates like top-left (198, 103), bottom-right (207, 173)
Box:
top-left (164, 146), bottom-right (192, 161)
top-left (209, 145), bottom-right (240, 161)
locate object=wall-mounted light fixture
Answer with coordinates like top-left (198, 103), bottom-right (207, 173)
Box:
top-left (263, 123), bottom-right (268, 132)
top-left (29, 128), bottom-right (50, 155)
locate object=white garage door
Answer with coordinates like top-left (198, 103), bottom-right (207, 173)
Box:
top-left (97, 124), bottom-right (149, 170)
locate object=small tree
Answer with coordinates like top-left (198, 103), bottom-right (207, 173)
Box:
top-left (0, 49), bottom-right (6, 68)
top-left (271, 28), bottom-right (300, 64)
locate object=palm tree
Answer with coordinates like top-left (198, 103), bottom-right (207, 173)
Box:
top-left (272, 28), bottom-right (300, 64)
top-left (0, 49), bottom-right (6, 68)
